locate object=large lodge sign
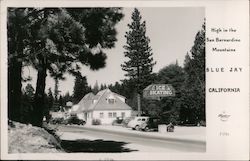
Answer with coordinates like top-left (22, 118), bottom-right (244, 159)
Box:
top-left (143, 84), bottom-right (175, 99)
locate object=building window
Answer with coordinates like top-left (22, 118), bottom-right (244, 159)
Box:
top-left (108, 112), bottom-right (112, 118)
top-left (92, 99), bottom-right (97, 104)
top-left (113, 112), bottom-right (117, 118)
top-left (121, 112), bottom-right (125, 118)
top-left (108, 98), bottom-right (115, 104)
top-left (100, 112), bottom-right (104, 118)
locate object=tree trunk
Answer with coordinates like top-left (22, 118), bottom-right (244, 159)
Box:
top-left (8, 59), bottom-right (22, 122)
top-left (137, 66), bottom-right (141, 116)
top-left (32, 60), bottom-right (47, 127)
top-left (8, 29), bottom-right (24, 122)
top-left (137, 93), bottom-right (141, 116)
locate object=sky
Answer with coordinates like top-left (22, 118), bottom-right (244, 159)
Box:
top-left (22, 7), bottom-right (205, 95)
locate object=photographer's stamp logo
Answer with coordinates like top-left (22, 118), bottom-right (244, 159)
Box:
top-left (218, 111), bottom-right (230, 122)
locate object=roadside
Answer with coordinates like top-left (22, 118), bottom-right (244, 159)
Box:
top-left (58, 131), bottom-right (183, 153)
top-left (54, 124), bottom-right (206, 152)
top-left (58, 124), bottom-right (206, 143)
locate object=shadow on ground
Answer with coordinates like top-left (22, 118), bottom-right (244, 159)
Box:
top-left (61, 139), bottom-right (138, 153)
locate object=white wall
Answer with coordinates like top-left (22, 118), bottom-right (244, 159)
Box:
top-left (50, 111), bottom-right (64, 118)
top-left (92, 110), bottom-right (132, 125)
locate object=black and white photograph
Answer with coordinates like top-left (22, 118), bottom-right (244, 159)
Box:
top-left (1, 0), bottom-right (250, 160)
top-left (6, 6), bottom-right (206, 154)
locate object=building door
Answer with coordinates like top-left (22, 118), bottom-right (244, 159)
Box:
top-left (121, 112), bottom-right (125, 118)
top-left (84, 112), bottom-right (87, 121)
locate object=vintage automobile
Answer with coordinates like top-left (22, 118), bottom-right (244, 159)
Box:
top-left (50, 117), bottom-right (64, 124)
top-left (127, 116), bottom-right (149, 130)
top-left (112, 117), bottom-right (124, 126)
top-left (63, 116), bottom-right (86, 125)
top-left (140, 117), bottom-right (161, 132)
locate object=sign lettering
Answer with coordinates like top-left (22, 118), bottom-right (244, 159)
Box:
top-left (143, 84), bottom-right (175, 99)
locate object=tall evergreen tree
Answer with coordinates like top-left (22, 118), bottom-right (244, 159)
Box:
top-left (47, 88), bottom-right (54, 111)
top-left (121, 8), bottom-right (156, 116)
top-left (92, 80), bottom-right (99, 94)
top-left (73, 75), bottom-right (90, 103)
top-left (182, 22), bottom-right (205, 124)
top-left (7, 8), bottom-right (30, 122)
top-left (100, 83), bottom-right (107, 90)
top-left (7, 8), bottom-right (123, 126)
top-left (154, 63), bottom-right (185, 124)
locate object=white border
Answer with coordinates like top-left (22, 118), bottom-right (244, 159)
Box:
top-left (1, 0), bottom-right (249, 160)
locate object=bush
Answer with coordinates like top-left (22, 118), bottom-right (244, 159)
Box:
top-left (92, 119), bottom-right (101, 125)
top-left (112, 117), bottom-right (123, 125)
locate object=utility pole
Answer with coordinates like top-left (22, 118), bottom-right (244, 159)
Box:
top-left (137, 93), bottom-right (141, 116)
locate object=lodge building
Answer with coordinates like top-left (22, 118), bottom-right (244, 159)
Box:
top-left (74, 89), bottom-right (132, 125)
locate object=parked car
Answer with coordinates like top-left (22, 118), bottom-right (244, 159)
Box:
top-left (63, 116), bottom-right (86, 125)
top-left (50, 117), bottom-right (64, 124)
top-left (140, 117), bottom-right (161, 132)
top-left (127, 116), bottom-right (149, 130)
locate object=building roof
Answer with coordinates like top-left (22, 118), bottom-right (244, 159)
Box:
top-left (77, 89), bottom-right (132, 112)
top-left (76, 92), bottom-right (95, 113)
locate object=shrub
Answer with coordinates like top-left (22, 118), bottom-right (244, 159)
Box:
top-left (112, 117), bottom-right (123, 125)
top-left (92, 119), bottom-right (101, 125)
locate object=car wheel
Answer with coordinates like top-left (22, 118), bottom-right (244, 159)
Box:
top-left (135, 125), bottom-right (140, 131)
top-left (144, 126), bottom-right (150, 132)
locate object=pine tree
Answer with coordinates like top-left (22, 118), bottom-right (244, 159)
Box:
top-left (47, 88), bottom-right (54, 111)
top-left (100, 83), bottom-right (104, 90)
top-left (121, 8), bottom-right (156, 116)
top-left (182, 22), bottom-right (205, 124)
top-left (154, 63), bottom-right (185, 124)
top-left (73, 75), bottom-right (90, 103)
top-left (92, 80), bottom-right (99, 94)
top-left (7, 8), bottom-right (123, 126)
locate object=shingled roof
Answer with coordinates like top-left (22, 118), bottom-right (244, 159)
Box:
top-left (77, 89), bottom-right (132, 112)
top-left (76, 92), bottom-right (95, 112)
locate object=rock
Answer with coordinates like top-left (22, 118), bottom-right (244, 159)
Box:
top-left (8, 120), bottom-right (63, 153)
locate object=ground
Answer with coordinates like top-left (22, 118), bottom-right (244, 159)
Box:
top-left (55, 124), bottom-right (206, 153)
top-left (8, 121), bottom-right (63, 153)
top-left (8, 121), bottom-right (205, 153)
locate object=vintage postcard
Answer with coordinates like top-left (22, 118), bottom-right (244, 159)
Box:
top-left (1, 0), bottom-right (249, 160)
